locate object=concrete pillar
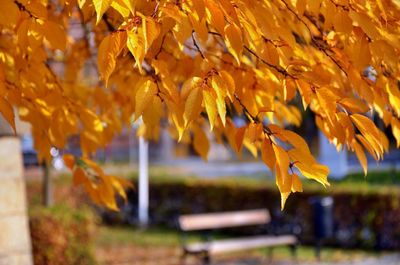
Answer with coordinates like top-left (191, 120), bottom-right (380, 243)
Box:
top-left (0, 137), bottom-right (33, 265)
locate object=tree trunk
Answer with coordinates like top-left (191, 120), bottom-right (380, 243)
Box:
top-left (42, 162), bottom-right (52, 207)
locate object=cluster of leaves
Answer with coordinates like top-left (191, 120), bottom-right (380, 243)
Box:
top-left (63, 154), bottom-right (132, 210)
top-left (1, 0), bottom-right (400, 209)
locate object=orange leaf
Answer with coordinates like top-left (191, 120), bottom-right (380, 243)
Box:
top-left (63, 154), bottom-right (75, 170)
top-left (73, 167), bottom-right (87, 186)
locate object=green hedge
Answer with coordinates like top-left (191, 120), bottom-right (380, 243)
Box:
top-left (122, 174), bottom-right (400, 249)
top-left (30, 204), bottom-right (98, 265)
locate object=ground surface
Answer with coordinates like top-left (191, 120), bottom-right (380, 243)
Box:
top-left (96, 246), bottom-right (400, 265)
top-left (94, 226), bottom-right (399, 265)
top-left (24, 166), bottom-right (400, 265)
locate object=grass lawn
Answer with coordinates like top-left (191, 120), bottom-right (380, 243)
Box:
top-left (125, 167), bottom-right (400, 196)
top-left (95, 225), bottom-right (388, 265)
top-left (35, 163), bottom-right (400, 197)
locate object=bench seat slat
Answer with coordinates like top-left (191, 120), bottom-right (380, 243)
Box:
top-left (179, 209), bottom-right (270, 231)
top-left (185, 235), bottom-right (297, 254)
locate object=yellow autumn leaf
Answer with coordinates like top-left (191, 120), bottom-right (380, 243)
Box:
top-left (349, 11), bottom-right (379, 39)
top-left (108, 177), bottom-right (127, 201)
top-left (280, 129), bottom-right (310, 154)
top-left (109, 175), bottom-right (133, 201)
top-left (386, 83), bottom-right (400, 117)
top-left (80, 108), bottom-right (104, 133)
top-left (298, 162), bottom-right (330, 187)
top-left (260, 41), bottom-right (279, 66)
top-left (273, 144), bottom-right (289, 189)
top-left (0, 0), bottom-right (19, 27)
top-left (181, 77), bottom-right (203, 100)
top-left (93, 0), bottom-right (113, 24)
top-left (280, 192), bottom-right (291, 210)
top-left (98, 32), bottom-right (126, 86)
top-left (350, 114), bottom-right (384, 158)
top-left (289, 148), bottom-right (330, 187)
top-left (135, 80), bottom-right (157, 120)
top-left (143, 17), bottom-right (160, 51)
top-left (273, 144), bottom-right (292, 210)
top-left (81, 157), bottom-right (104, 177)
top-left (183, 85), bottom-right (203, 127)
top-left (379, 130), bottom-right (389, 153)
top-left (78, 0), bottom-right (87, 9)
top-left (85, 182), bottom-right (102, 205)
top-left (142, 96), bottom-right (163, 127)
top-left (98, 175), bottom-right (118, 210)
top-left (205, 0), bottom-right (225, 34)
top-left (165, 98), bottom-right (186, 141)
top-left (261, 138), bottom-right (276, 173)
top-left (339, 98), bottom-right (369, 114)
top-left (234, 125), bottom-right (247, 153)
top-left (296, 0), bottom-right (307, 15)
top-left (127, 30), bottom-right (145, 74)
top-left (353, 140), bottom-right (368, 176)
top-left (203, 89), bottom-right (218, 130)
top-left (376, 0), bottom-right (387, 21)
top-left (224, 23), bottom-right (243, 65)
top-left (356, 134), bottom-right (379, 161)
top-left (334, 10), bottom-right (353, 34)
top-left (219, 70), bottom-right (235, 101)
top-left (316, 88), bottom-right (339, 115)
top-left (247, 122), bottom-right (261, 143)
top-left (121, 0), bottom-right (136, 14)
top-left (243, 137), bottom-right (258, 158)
top-left (193, 125), bottom-right (210, 160)
top-left (291, 174), bottom-right (303, 192)
top-left (391, 117), bottom-right (400, 148)
top-left (189, 14), bottom-right (208, 44)
top-left (63, 154), bottom-right (75, 170)
top-left (211, 75), bottom-right (227, 126)
top-left (42, 21), bottom-right (67, 51)
top-left (73, 167), bottom-right (88, 186)
top-left (336, 112), bottom-right (355, 143)
top-left (111, 0), bottom-right (130, 17)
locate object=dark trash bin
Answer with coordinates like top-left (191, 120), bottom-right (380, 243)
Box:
top-left (309, 196), bottom-right (334, 259)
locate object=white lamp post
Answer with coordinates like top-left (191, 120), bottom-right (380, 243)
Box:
top-left (138, 126), bottom-right (149, 227)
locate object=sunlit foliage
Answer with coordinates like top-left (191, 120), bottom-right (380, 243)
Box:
top-left (1, 0), bottom-right (400, 209)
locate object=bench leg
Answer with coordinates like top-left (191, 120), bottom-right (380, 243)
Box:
top-left (263, 247), bottom-right (274, 264)
top-left (267, 247), bottom-right (274, 263)
top-left (202, 252), bottom-right (211, 265)
top-left (180, 251), bottom-right (187, 265)
top-left (290, 244), bottom-right (298, 263)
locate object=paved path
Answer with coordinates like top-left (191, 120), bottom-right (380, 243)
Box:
top-left (331, 253), bottom-right (400, 265)
top-left (213, 253), bottom-right (400, 265)
top-left (97, 247), bottom-right (400, 265)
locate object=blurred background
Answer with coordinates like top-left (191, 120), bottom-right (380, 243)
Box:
top-left (5, 112), bottom-right (400, 265)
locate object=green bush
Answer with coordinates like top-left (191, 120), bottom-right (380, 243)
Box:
top-left (30, 204), bottom-right (98, 265)
top-left (122, 173), bottom-right (400, 249)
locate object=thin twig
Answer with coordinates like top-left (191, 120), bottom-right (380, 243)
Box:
top-left (191, 31), bottom-right (205, 59)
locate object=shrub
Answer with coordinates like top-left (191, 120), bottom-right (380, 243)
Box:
top-left (30, 204), bottom-right (98, 265)
top-left (115, 174), bottom-right (400, 249)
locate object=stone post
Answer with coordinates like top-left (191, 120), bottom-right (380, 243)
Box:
top-left (0, 137), bottom-right (33, 265)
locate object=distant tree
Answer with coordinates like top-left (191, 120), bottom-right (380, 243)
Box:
top-left (0, 0), bottom-right (399, 209)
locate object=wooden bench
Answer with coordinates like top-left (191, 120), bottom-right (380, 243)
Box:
top-left (178, 209), bottom-right (298, 264)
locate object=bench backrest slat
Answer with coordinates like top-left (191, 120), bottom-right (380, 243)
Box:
top-left (179, 209), bottom-right (271, 231)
